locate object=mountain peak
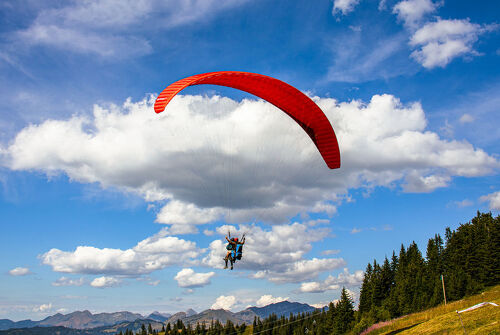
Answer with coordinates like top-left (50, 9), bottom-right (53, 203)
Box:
top-left (186, 308), bottom-right (197, 317)
top-left (147, 311), bottom-right (171, 322)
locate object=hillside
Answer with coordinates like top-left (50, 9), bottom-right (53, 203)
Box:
top-left (0, 321), bottom-right (37, 331)
top-left (0, 319), bottom-right (165, 335)
top-left (37, 311), bottom-right (143, 329)
top-left (362, 284), bottom-right (500, 334)
top-left (0, 326), bottom-right (106, 335)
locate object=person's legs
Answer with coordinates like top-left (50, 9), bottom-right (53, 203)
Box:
top-left (230, 250), bottom-right (235, 270)
top-left (224, 251), bottom-right (231, 269)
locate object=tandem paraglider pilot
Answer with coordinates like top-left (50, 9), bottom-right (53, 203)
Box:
top-left (224, 234), bottom-right (245, 270)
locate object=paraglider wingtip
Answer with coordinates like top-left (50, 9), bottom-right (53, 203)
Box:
top-left (328, 161), bottom-right (341, 169)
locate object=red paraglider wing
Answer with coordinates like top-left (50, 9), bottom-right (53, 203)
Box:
top-left (154, 71), bottom-right (340, 169)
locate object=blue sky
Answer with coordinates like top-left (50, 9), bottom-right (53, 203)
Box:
top-left (0, 0), bottom-right (499, 321)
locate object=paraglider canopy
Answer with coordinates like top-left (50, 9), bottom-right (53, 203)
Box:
top-left (154, 71), bottom-right (341, 169)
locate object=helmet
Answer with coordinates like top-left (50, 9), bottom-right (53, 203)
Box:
top-left (234, 237), bottom-right (239, 242)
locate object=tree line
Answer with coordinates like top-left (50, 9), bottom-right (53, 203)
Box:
top-left (355, 211), bottom-right (500, 331)
top-left (117, 319), bottom-right (247, 335)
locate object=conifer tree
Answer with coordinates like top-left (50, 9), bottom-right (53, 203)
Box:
top-left (380, 257), bottom-right (393, 301)
top-left (325, 301), bottom-right (336, 330)
top-left (333, 287), bottom-right (355, 334)
top-left (358, 263), bottom-right (373, 314)
top-left (371, 260), bottom-right (384, 308)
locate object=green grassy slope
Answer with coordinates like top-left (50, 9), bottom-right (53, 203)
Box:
top-left (157, 325), bottom-right (253, 335)
top-left (364, 285), bottom-right (500, 334)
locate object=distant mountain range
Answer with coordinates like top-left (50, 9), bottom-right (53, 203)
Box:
top-left (0, 310), bottom-right (142, 331)
top-left (176, 301), bottom-right (317, 326)
top-left (0, 311), bottom-right (141, 331)
top-left (0, 301), bottom-right (316, 333)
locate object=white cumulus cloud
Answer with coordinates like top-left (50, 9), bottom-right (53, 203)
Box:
top-left (157, 201), bottom-right (222, 225)
top-left (403, 171), bottom-right (451, 193)
top-left (299, 268), bottom-right (364, 293)
top-left (33, 303), bottom-right (52, 312)
top-left (332, 0), bottom-right (360, 15)
top-left (1, 94), bottom-right (498, 232)
top-left (52, 277), bottom-right (85, 287)
top-left (480, 191), bottom-right (500, 211)
top-left (90, 276), bottom-right (122, 288)
top-left (174, 268), bottom-right (215, 288)
top-left (8, 267), bottom-right (31, 276)
top-left (203, 223), bottom-right (344, 283)
top-left (392, 1), bottom-right (497, 69)
top-left (409, 19), bottom-right (497, 69)
top-left (393, 0), bottom-right (438, 28)
top-left (40, 230), bottom-right (199, 275)
top-left (252, 258), bottom-right (346, 284)
top-left (211, 295), bottom-right (236, 310)
top-left (256, 295), bottom-right (289, 307)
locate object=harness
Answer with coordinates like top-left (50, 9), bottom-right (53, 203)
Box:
top-left (230, 243), bottom-right (243, 260)
top-left (235, 243), bottom-right (243, 260)
top-left (226, 234), bottom-right (245, 265)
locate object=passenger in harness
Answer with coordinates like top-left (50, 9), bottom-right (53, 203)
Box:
top-left (224, 235), bottom-right (245, 270)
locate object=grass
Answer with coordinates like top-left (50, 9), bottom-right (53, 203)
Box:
top-left (155, 325), bottom-right (254, 335)
top-left (242, 325), bottom-right (253, 335)
top-left (364, 284), bottom-right (500, 334)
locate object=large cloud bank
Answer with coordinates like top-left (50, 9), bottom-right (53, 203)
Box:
top-left (2, 94), bottom-right (497, 233)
